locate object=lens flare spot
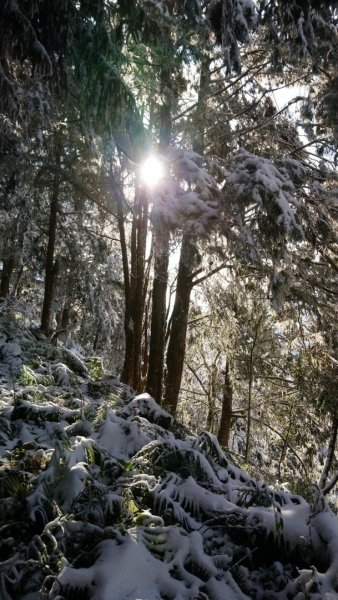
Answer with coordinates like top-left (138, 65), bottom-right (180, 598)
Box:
top-left (140, 156), bottom-right (165, 186)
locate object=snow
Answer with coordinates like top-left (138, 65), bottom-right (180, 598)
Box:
top-left (311, 507), bottom-right (338, 590)
top-left (1, 341), bottom-right (22, 358)
top-left (234, 0), bottom-right (257, 43)
top-left (150, 148), bottom-right (219, 234)
top-left (54, 526), bottom-right (250, 600)
top-left (93, 409), bottom-right (151, 459)
top-left (225, 148), bottom-right (306, 237)
top-left (1, 315), bottom-right (338, 598)
top-left (54, 461), bottom-right (91, 512)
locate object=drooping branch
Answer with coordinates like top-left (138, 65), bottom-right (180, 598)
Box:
top-left (323, 470), bottom-right (338, 496)
top-left (319, 416), bottom-right (338, 491)
top-left (192, 263), bottom-right (233, 287)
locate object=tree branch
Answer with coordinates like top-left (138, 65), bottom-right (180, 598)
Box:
top-left (229, 96), bottom-right (307, 140)
top-left (173, 60), bottom-right (270, 122)
top-left (192, 263), bottom-right (233, 287)
top-left (186, 362), bottom-right (209, 396)
top-left (251, 417), bottom-right (308, 474)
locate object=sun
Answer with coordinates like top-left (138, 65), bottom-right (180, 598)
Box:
top-left (140, 155), bottom-right (165, 187)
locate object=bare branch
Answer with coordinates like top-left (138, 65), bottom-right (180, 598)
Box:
top-left (192, 263), bottom-right (233, 287)
top-left (252, 417), bottom-right (308, 474)
top-left (186, 362), bottom-right (209, 396)
top-left (173, 60), bottom-right (270, 122)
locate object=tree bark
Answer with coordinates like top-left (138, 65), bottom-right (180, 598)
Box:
top-left (244, 315), bottom-right (262, 462)
top-left (164, 231), bottom-right (194, 414)
top-left (120, 187), bottom-right (149, 389)
top-left (163, 54), bottom-right (211, 415)
top-left (40, 142), bottom-right (61, 335)
top-left (217, 360), bottom-right (233, 447)
top-left (0, 256), bottom-right (15, 298)
top-left (146, 62), bottom-right (173, 401)
top-left (132, 188), bottom-right (149, 391)
top-left (117, 185), bottom-right (133, 385)
top-left (146, 227), bottom-right (170, 401)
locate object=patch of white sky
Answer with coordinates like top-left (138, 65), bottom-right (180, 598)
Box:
top-left (179, 60), bottom-right (315, 163)
top-left (271, 82), bottom-right (310, 142)
top-left (271, 81), bottom-right (336, 168)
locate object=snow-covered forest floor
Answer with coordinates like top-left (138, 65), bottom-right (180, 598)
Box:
top-left (1, 313), bottom-right (338, 600)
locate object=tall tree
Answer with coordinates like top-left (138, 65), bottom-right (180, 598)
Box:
top-left (146, 49), bottom-right (176, 401)
top-left (40, 135), bottom-right (61, 334)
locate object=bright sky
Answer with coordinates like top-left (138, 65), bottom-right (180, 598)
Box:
top-left (140, 155), bottom-right (165, 187)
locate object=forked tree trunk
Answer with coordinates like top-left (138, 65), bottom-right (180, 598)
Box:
top-left (40, 145), bottom-right (61, 335)
top-left (120, 187), bottom-right (149, 390)
top-left (217, 360), bottom-right (233, 447)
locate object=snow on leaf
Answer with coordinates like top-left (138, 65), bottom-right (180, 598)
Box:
top-left (150, 148), bottom-right (220, 234)
top-left (224, 148), bottom-right (306, 237)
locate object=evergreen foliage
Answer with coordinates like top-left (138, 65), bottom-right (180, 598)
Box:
top-left (1, 1), bottom-right (338, 596)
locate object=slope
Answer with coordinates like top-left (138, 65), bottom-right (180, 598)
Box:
top-left (0, 313), bottom-right (338, 599)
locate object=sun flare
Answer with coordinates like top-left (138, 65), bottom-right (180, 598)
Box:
top-left (140, 156), bottom-right (165, 187)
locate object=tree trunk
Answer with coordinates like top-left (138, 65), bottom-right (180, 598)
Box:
top-left (206, 392), bottom-right (215, 432)
top-left (217, 360), bottom-right (233, 447)
top-left (0, 256), bottom-right (15, 298)
top-left (164, 231), bottom-right (194, 414)
top-left (277, 397), bottom-right (295, 479)
top-left (1, 173), bottom-right (17, 300)
top-left (40, 145), bottom-right (61, 335)
top-left (13, 265), bottom-right (23, 297)
top-left (132, 188), bottom-right (148, 391)
top-left (146, 228), bottom-right (170, 400)
top-left (141, 299), bottom-right (150, 390)
top-left (146, 64), bottom-right (173, 401)
top-left (163, 55), bottom-right (211, 415)
top-left (120, 187), bottom-right (149, 390)
top-left (191, 53), bottom-right (211, 155)
top-left (117, 186), bottom-right (133, 385)
top-left (244, 315), bottom-right (262, 462)
top-left (206, 361), bottom-right (219, 433)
